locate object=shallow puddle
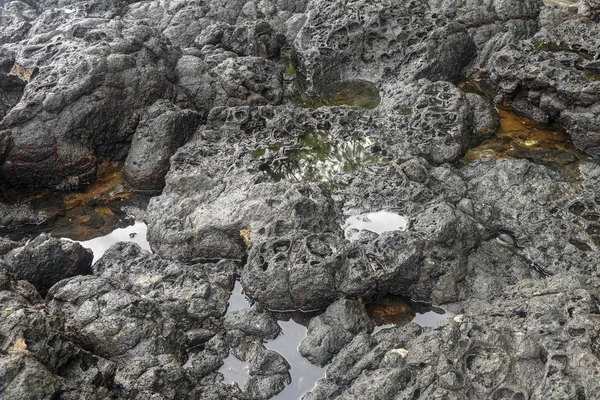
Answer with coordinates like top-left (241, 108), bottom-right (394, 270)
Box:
top-left (459, 82), bottom-right (591, 179)
top-left (2, 161), bottom-right (149, 242)
top-left (366, 295), bottom-right (453, 333)
top-left (256, 129), bottom-right (386, 186)
top-left (219, 353), bottom-right (251, 388)
top-left (227, 280), bottom-right (252, 312)
top-left (542, 0), bottom-right (577, 6)
top-left (215, 282), bottom-right (254, 388)
top-left (342, 211), bottom-right (408, 241)
top-left (219, 282), bottom-right (325, 398)
top-left (267, 319), bottom-right (326, 400)
top-left (297, 80), bottom-right (382, 110)
top-left (75, 221), bottom-right (150, 264)
top-left (219, 282), bottom-right (453, 398)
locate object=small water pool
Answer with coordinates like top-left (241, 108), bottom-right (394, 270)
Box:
top-left (218, 282), bottom-right (326, 399)
top-left (343, 210), bottom-right (408, 241)
top-left (76, 221), bottom-right (150, 264)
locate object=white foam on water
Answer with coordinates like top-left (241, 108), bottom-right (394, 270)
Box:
top-left (343, 210), bottom-right (408, 241)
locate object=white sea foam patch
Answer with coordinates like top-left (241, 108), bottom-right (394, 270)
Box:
top-left (343, 211), bottom-right (408, 241)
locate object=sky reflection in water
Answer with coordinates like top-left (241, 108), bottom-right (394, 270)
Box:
top-left (77, 221), bottom-right (150, 263)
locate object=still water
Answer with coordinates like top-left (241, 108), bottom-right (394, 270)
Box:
top-left (343, 210), bottom-right (408, 241)
top-left (219, 282), bottom-right (452, 399)
top-left (75, 221), bottom-right (150, 263)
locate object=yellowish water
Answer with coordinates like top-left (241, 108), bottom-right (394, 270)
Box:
top-left (4, 161), bottom-right (147, 241)
top-left (459, 82), bottom-right (590, 179)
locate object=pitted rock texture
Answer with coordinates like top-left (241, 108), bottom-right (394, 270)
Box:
top-left (145, 105), bottom-right (482, 310)
top-left (293, 0), bottom-right (476, 94)
top-left (0, 0), bottom-right (296, 191)
top-left (432, 0), bottom-right (542, 66)
top-left (306, 275), bottom-right (600, 399)
top-left (0, 2), bottom-right (189, 189)
top-left (378, 80), bottom-right (472, 164)
top-left (463, 158), bottom-right (600, 275)
top-left (480, 6), bottom-right (600, 157)
top-left (3, 0), bottom-right (600, 399)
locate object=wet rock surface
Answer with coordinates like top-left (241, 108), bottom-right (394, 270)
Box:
top-left (299, 299), bottom-right (373, 367)
top-left (2, 0), bottom-right (600, 399)
top-left (479, 4), bottom-right (600, 157)
top-left (3, 233), bottom-right (93, 296)
top-left (123, 99), bottom-right (200, 193)
top-left (307, 274), bottom-right (600, 399)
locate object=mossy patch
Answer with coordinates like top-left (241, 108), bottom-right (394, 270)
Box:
top-left (255, 128), bottom-right (385, 186)
top-left (533, 40), bottom-right (595, 60)
top-left (281, 53), bottom-right (296, 77)
top-left (296, 80), bottom-right (381, 110)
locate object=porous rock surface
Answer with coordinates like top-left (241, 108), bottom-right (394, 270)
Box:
top-left (305, 274), bottom-right (600, 400)
top-left (3, 233), bottom-right (93, 296)
top-left (2, 0), bottom-right (600, 399)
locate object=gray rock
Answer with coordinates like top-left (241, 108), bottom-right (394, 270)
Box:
top-left (293, 0), bottom-right (475, 94)
top-left (466, 92), bottom-right (500, 137)
top-left (123, 99), bottom-right (201, 193)
top-left (0, 268), bottom-right (115, 400)
top-left (578, 0), bottom-right (600, 20)
top-left (378, 80), bottom-right (472, 165)
top-left (462, 158), bottom-right (600, 276)
top-left (195, 20), bottom-right (285, 59)
top-left (245, 344), bottom-right (291, 400)
top-left (0, 73), bottom-right (25, 121)
top-left (0, 355), bottom-right (61, 400)
top-left (213, 56), bottom-right (284, 107)
top-left (224, 304), bottom-right (281, 339)
top-left (307, 274), bottom-right (600, 399)
top-left (2, 2), bottom-right (600, 399)
top-left (146, 104), bottom-right (480, 309)
top-left (299, 299), bottom-right (373, 367)
top-left (481, 7), bottom-right (600, 157)
top-left (432, 0), bottom-right (542, 67)
top-left (93, 241), bottom-right (236, 342)
top-left (46, 275), bottom-right (181, 359)
top-left (3, 233), bottom-right (93, 297)
top-left (0, 4), bottom-right (191, 189)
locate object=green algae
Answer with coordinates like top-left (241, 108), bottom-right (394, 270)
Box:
top-left (249, 142), bottom-right (289, 159)
top-left (296, 80), bottom-right (381, 110)
top-left (533, 40), bottom-right (595, 60)
top-left (281, 53), bottom-right (296, 77)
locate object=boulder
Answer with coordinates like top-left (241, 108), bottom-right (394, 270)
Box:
top-left (3, 234), bottom-right (93, 296)
top-left (123, 100), bottom-right (201, 193)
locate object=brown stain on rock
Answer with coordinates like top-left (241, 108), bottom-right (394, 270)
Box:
top-left (9, 63), bottom-right (36, 83)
